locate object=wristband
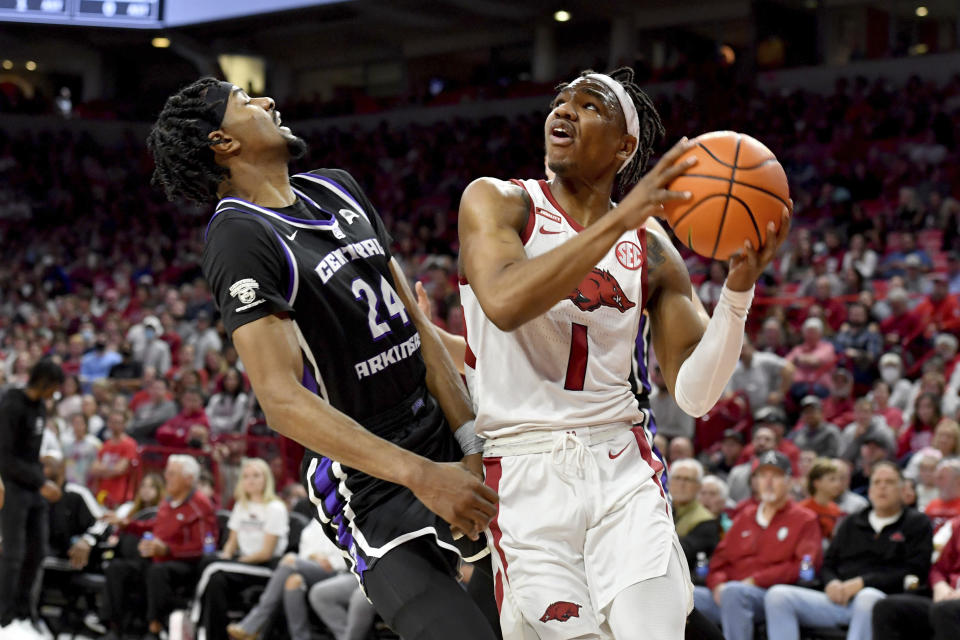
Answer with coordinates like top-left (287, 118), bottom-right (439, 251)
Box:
top-left (454, 419), bottom-right (484, 456)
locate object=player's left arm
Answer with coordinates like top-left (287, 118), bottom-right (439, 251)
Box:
top-left (649, 209), bottom-right (790, 417)
top-left (388, 260), bottom-right (482, 470)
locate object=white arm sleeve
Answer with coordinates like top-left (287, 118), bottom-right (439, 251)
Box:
top-left (673, 284), bottom-right (754, 418)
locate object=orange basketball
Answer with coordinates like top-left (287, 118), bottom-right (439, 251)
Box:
top-left (663, 131), bottom-right (790, 261)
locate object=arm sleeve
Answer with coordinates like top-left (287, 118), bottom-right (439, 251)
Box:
top-left (0, 398), bottom-right (45, 490)
top-left (202, 214), bottom-right (295, 337)
top-left (321, 168), bottom-right (393, 257)
top-left (862, 514), bottom-right (933, 593)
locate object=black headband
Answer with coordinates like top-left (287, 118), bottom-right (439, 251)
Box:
top-left (203, 81), bottom-right (233, 131)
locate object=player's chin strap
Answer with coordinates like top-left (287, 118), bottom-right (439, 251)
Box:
top-left (673, 284), bottom-right (755, 418)
top-left (454, 419), bottom-right (484, 456)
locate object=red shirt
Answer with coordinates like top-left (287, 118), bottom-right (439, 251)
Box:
top-left (925, 497), bottom-right (960, 533)
top-left (126, 490), bottom-right (217, 562)
top-left (877, 407), bottom-right (903, 432)
top-left (96, 435), bottom-right (139, 507)
top-left (799, 497), bottom-right (844, 540)
top-left (155, 408), bottom-right (210, 447)
top-left (707, 500), bottom-right (822, 590)
top-left (930, 515), bottom-right (960, 590)
top-left (911, 294), bottom-right (960, 335)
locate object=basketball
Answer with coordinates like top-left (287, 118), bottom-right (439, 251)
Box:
top-left (662, 131), bottom-right (790, 261)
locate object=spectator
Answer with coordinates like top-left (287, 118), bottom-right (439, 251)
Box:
top-left (840, 397), bottom-right (896, 462)
top-left (80, 338), bottom-right (122, 388)
top-left (850, 434), bottom-right (892, 495)
top-left (693, 451), bottom-right (822, 640)
top-left (790, 396), bottom-right (843, 458)
top-left (878, 352), bottom-right (916, 413)
top-left (57, 375), bottom-right (83, 419)
top-left (700, 475), bottom-right (734, 533)
top-left (905, 448), bottom-right (943, 512)
top-left (841, 234), bottom-right (878, 280)
top-left (873, 513), bottom-right (960, 640)
top-left (880, 288), bottom-right (922, 352)
top-left (668, 436), bottom-right (694, 464)
top-left (196, 458), bottom-right (289, 640)
top-left (109, 341), bottom-right (145, 394)
top-left (80, 393), bottom-right (105, 439)
top-left (63, 412), bottom-right (101, 487)
top-left (931, 420), bottom-right (960, 459)
top-left (308, 572), bottom-right (378, 640)
top-left (0, 359), bottom-right (65, 629)
top-left (899, 393), bottom-right (943, 458)
top-left (764, 462), bottom-right (933, 640)
top-left (705, 429), bottom-right (744, 480)
top-left (738, 407), bottom-right (802, 473)
top-left (206, 367), bottom-right (249, 436)
top-left (833, 302), bottom-right (883, 386)
top-left (89, 409), bottom-right (139, 507)
top-left (128, 378), bottom-right (178, 441)
top-left (799, 457), bottom-right (845, 541)
top-left (154, 386), bottom-right (210, 448)
top-left (139, 316), bottom-right (172, 376)
top-left (186, 311), bottom-right (222, 371)
top-left (790, 448), bottom-right (819, 502)
top-left (725, 335), bottom-right (796, 412)
top-left (42, 453), bottom-right (108, 570)
top-left (926, 459), bottom-right (960, 533)
top-left (758, 316), bottom-right (790, 357)
top-left (650, 364), bottom-right (695, 439)
top-left (786, 318), bottom-right (837, 402)
top-left (833, 458), bottom-right (870, 515)
top-left (670, 459), bottom-right (720, 575)
top-left (948, 252), bottom-right (960, 295)
top-left (728, 425), bottom-right (777, 503)
top-left (902, 478), bottom-right (918, 508)
top-left (104, 472), bottom-right (165, 528)
top-left (810, 276), bottom-right (848, 332)
top-left (912, 274), bottom-right (960, 338)
top-left (227, 518), bottom-right (345, 640)
top-left (872, 380), bottom-right (904, 432)
top-left (821, 368), bottom-right (856, 427)
top-left (101, 455), bottom-right (217, 640)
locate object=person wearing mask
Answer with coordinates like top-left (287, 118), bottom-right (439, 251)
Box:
top-left (764, 462), bottom-right (933, 640)
top-left (873, 513), bottom-right (960, 640)
top-left (693, 451), bottom-right (822, 640)
top-left (670, 459), bottom-right (721, 575)
top-left (877, 352), bottom-right (915, 413)
top-left (799, 458), bottom-right (845, 542)
top-left (790, 396), bottom-right (842, 459)
top-left (0, 359), bottom-right (65, 630)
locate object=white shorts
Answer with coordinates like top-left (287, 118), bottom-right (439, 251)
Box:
top-left (483, 423), bottom-right (692, 639)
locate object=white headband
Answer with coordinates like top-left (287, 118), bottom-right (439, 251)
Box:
top-left (576, 73), bottom-right (640, 173)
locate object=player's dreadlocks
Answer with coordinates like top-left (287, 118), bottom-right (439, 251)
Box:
top-left (147, 77), bottom-right (230, 205)
top-left (556, 66), bottom-right (665, 194)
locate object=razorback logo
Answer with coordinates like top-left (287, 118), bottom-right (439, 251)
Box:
top-left (567, 269), bottom-right (635, 312)
top-left (539, 601), bottom-right (582, 623)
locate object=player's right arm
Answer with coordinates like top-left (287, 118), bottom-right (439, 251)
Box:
top-left (459, 138), bottom-right (695, 331)
top-left (233, 314), bottom-right (496, 538)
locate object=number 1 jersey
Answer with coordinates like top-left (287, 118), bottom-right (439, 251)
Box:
top-left (460, 178), bottom-right (651, 439)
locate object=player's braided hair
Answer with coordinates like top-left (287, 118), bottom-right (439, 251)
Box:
top-left (558, 66), bottom-right (665, 193)
top-left (147, 77), bottom-right (229, 205)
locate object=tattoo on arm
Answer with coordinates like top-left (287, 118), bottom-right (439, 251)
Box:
top-left (647, 231), bottom-right (667, 270)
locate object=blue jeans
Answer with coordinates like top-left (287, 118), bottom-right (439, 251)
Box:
top-left (693, 583), bottom-right (766, 640)
top-left (764, 584), bottom-right (886, 640)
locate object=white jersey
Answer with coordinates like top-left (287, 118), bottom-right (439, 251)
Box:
top-left (461, 178), bottom-right (651, 439)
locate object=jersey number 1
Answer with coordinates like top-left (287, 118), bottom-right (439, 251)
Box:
top-left (564, 323), bottom-right (588, 391)
top-left (352, 276), bottom-right (410, 340)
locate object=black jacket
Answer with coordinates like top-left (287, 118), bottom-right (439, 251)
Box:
top-left (0, 388), bottom-right (47, 490)
top-left (48, 482), bottom-right (108, 557)
top-left (822, 505), bottom-right (932, 593)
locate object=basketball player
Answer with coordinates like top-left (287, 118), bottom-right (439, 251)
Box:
top-left (458, 67), bottom-right (790, 639)
top-left (147, 78), bottom-right (498, 640)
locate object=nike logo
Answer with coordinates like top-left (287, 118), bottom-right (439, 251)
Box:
top-left (539, 226), bottom-right (563, 235)
top-left (286, 229), bottom-right (298, 241)
top-left (608, 444), bottom-right (630, 459)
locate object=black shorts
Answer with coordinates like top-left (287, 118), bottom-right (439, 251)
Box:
top-left (301, 386), bottom-right (486, 583)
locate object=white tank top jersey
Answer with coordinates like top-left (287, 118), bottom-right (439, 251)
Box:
top-left (460, 178), bottom-right (650, 440)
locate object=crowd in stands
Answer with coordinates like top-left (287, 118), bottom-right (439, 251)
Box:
top-left (0, 68), bottom-right (958, 638)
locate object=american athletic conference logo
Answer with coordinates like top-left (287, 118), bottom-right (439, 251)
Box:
top-left (615, 240), bottom-right (643, 270)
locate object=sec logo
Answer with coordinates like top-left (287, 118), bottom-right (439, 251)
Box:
top-left (615, 241), bottom-right (643, 270)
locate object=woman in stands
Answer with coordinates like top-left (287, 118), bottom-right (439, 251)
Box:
top-left (195, 458), bottom-right (289, 640)
top-left (206, 368), bottom-right (250, 436)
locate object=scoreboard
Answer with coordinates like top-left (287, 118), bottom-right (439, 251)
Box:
top-left (0, 0), bottom-right (161, 27)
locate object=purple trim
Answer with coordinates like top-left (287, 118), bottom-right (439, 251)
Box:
top-left (301, 365), bottom-right (319, 395)
top-left (204, 206), bottom-right (245, 242)
top-left (298, 173), bottom-right (365, 215)
top-left (216, 195), bottom-right (337, 227)
top-left (635, 315), bottom-right (651, 395)
top-left (276, 234), bottom-right (297, 303)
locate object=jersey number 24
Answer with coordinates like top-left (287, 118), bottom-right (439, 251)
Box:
top-left (351, 275), bottom-right (410, 340)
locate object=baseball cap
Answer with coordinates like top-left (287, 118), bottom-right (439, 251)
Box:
top-left (862, 433), bottom-right (888, 448)
top-left (800, 395), bottom-right (822, 410)
top-left (905, 254), bottom-right (922, 267)
top-left (721, 429), bottom-right (745, 444)
top-left (754, 406), bottom-right (787, 425)
top-left (143, 315), bottom-right (163, 333)
top-left (751, 450), bottom-right (792, 476)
